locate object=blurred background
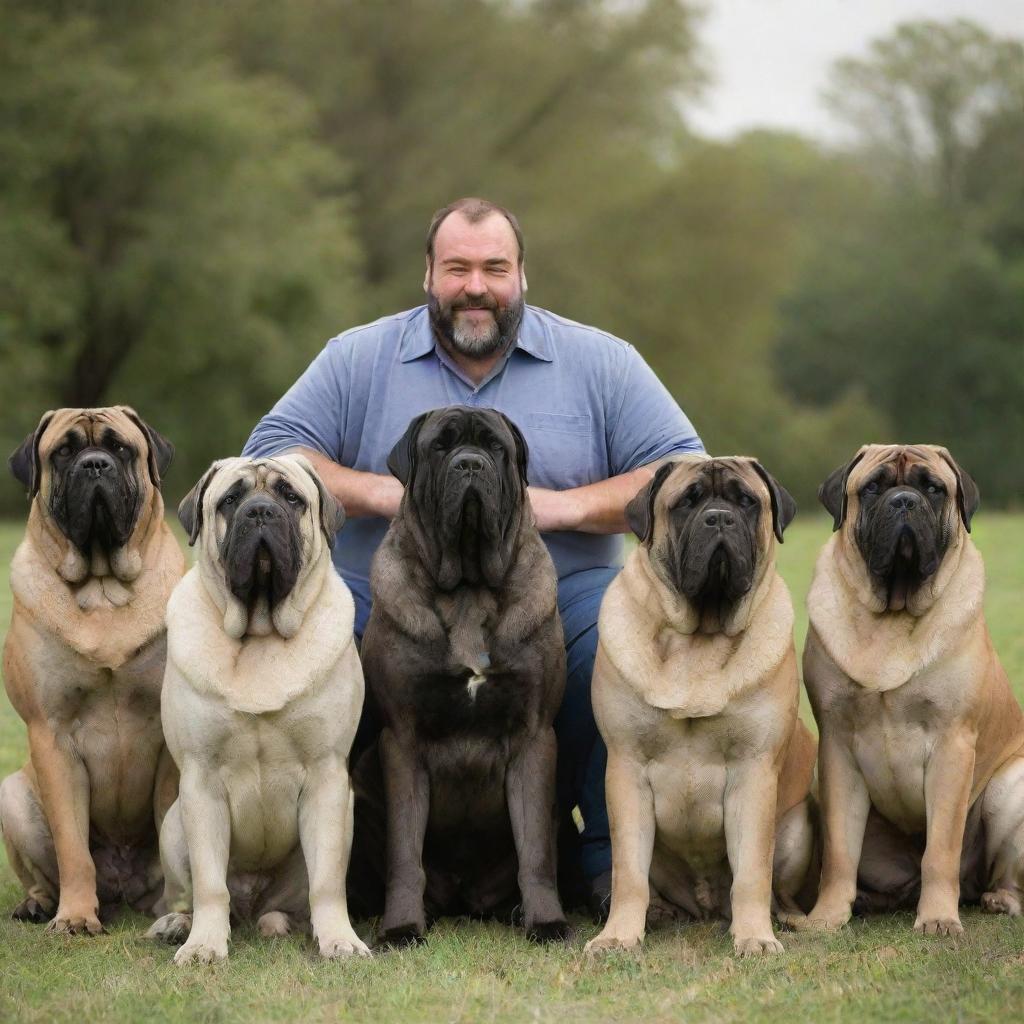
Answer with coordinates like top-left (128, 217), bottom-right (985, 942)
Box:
top-left (1, 0), bottom-right (1021, 511)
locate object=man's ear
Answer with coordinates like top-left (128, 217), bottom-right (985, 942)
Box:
top-left (387, 412), bottom-right (431, 486)
top-left (750, 461), bottom-right (797, 543)
top-left (520, 262), bottom-right (528, 293)
top-left (937, 448), bottom-right (980, 533)
top-left (178, 462), bottom-right (221, 546)
top-left (120, 406), bottom-right (174, 486)
top-left (423, 255), bottom-right (431, 293)
top-left (625, 462), bottom-right (676, 545)
top-left (819, 447), bottom-right (867, 531)
top-left (9, 411), bottom-right (56, 498)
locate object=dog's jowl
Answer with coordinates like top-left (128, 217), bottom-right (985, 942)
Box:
top-left (356, 406), bottom-right (569, 945)
top-left (585, 456), bottom-right (817, 957)
top-left (0, 407), bottom-right (185, 934)
top-left (145, 455), bottom-right (368, 964)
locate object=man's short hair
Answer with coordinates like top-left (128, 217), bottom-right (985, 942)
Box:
top-left (426, 198), bottom-right (525, 265)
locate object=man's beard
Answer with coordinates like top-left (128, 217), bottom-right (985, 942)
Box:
top-left (427, 287), bottom-right (525, 358)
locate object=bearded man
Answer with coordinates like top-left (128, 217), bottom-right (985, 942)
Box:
top-left (243, 197), bottom-right (703, 914)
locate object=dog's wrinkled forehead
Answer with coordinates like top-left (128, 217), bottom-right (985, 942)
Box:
top-left (205, 457), bottom-right (313, 506)
top-left (420, 407), bottom-right (511, 449)
top-left (657, 456), bottom-right (766, 510)
top-left (847, 445), bottom-right (957, 494)
top-left (41, 408), bottom-right (145, 452)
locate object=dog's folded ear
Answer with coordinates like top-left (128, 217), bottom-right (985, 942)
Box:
top-left (178, 462), bottom-right (222, 546)
top-left (9, 411), bottom-right (56, 498)
top-left (625, 462), bottom-right (676, 545)
top-left (819, 447), bottom-right (867, 532)
top-left (937, 448), bottom-right (980, 533)
top-left (119, 406), bottom-right (175, 486)
top-left (750, 461), bottom-right (797, 543)
top-left (288, 454), bottom-right (345, 545)
top-left (497, 413), bottom-right (530, 485)
top-left (387, 412), bottom-right (431, 486)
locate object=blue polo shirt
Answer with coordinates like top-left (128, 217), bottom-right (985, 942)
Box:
top-left (243, 304), bottom-right (703, 628)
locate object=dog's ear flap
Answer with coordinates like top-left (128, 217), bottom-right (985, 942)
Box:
top-left (625, 462), bottom-right (676, 545)
top-left (819, 448), bottom-right (867, 532)
top-left (750, 461), bottom-right (797, 543)
top-left (290, 455), bottom-right (345, 546)
top-left (9, 411), bottom-right (56, 498)
top-left (120, 406), bottom-right (174, 486)
top-left (178, 462), bottom-right (221, 546)
top-left (937, 448), bottom-right (980, 533)
top-left (386, 411), bottom-right (430, 486)
top-left (497, 413), bottom-right (530, 485)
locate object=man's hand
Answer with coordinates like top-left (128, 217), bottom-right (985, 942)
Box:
top-left (528, 464), bottom-right (656, 536)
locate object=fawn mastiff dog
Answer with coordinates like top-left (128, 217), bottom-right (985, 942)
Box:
top-left (789, 444), bottom-right (1024, 936)
top-left (145, 454), bottom-right (369, 964)
top-left (585, 456), bottom-right (817, 957)
top-left (357, 406), bottom-right (569, 945)
top-left (0, 407), bottom-right (184, 933)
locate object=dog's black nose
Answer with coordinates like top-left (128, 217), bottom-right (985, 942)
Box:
top-left (451, 451), bottom-right (487, 475)
top-left (703, 508), bottom-right (736, 529)
top-left (78, 451), bottom-right (116, 479)
top-left (243, 498), bottom-right (282, 523)
top-left (888, 490), bottom-right (919, 513)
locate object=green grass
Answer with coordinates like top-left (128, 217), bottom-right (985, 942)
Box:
top-left (0, 516), bottom-right (1022, 1023)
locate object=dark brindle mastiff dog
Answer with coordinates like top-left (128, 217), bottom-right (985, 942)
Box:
top-left (788, 444), bottom-right (1024, 936)
top-left (357, 406), bottom-right (569, 945)
top-left (585, 456), bottom-right (817, 957)
top-left (0, 407), bottom-right (184, 933)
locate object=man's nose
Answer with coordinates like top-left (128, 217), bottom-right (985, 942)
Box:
top-left (464, 268), bottom-right (488, 296)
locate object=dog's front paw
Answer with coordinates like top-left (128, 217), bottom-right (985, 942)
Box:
top-left (257, 911), bottom-right (292, 938)
top-left (526, 918), bottom-right (571, 943)
top-left (913, 915), bottom-right (963, 938)
top-left (174, 936), bottom-right (228, 965)
top-left (783, 903), bottom-right (850, 932)
top-left (46, 907), bottom-right (104, 936)
top-left (981, 889), bottom-right (1022, 917)
top-left (145, 912), bottom-right (192, 945)
top-left (319, 931), bottom-right (372, 959)
top-left (378, 923), bottom-right (426, 949)
top-left (734, 934), bottom-right (784, 957)
top-left (584, 929), bottom-right (643, 955)
top-left (11, 897), bottom-right (55, 924)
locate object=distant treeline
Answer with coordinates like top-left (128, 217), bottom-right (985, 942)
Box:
top-left (1, 1), bottom-right (1021, 512)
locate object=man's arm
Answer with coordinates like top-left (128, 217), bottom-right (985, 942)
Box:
top-left (527, 466), bottom-right (655, 535)
top-left (296, 448), bottom-right (403, 520)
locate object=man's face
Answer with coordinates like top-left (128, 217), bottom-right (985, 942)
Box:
top-left (425, 211), bottom-right (526, 358)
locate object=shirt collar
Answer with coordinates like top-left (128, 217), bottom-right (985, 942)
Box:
top-left (399, 305), bottom-right (553, 363)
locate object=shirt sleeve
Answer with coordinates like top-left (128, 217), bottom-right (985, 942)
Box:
top-left (242, 339), bottom-right (347, 460)
top-left (606, 344), bottom-right (704, 474)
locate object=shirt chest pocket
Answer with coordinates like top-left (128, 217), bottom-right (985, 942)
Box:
top-left (517, 411), bottom-right (601, 488)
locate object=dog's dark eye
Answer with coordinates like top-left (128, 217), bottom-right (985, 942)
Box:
top-left (57, 445), bottom-right (72, 457)
top-left (863, 481), bottom-right (879, 495)
top-left (221, 495), bottom-right (235, 506)
top-left (926, 483), bottom-right (944, 495)
top-left (284, 490), bottom-right (300, 504)
top-left (489, 441), bottom-right (503, 453)
top-left (738, 494), bottom-right (756, 509)
top-left (112, 443), bottom-right (127, 455)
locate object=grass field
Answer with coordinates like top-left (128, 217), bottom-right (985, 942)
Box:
top-left (0, 516), bottom-right (1022, 1023)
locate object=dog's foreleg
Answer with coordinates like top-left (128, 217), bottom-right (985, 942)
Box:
top-left (299, 757), bottom-right (370, 958)
top-left (379, 727), bottom-right (430, 944)
top-left (173, 765), bottom-right (231, 965)
top-left (724, 757), bottom-right (783, 956)
top-left (916, 729), bottom-right (974, 937)
top-left (585, 749), bottom-right (655, 954)
top-left (506, 727), bottom-right (568, 942)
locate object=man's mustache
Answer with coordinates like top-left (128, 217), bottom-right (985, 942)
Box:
top-left (452, 297), bottom-right (498, 312)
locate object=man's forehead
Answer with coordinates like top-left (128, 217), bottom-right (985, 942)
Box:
top-left (433, 211), bottom-right (518, 261)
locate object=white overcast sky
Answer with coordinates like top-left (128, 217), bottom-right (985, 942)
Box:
top-left (690, 0), bottom-right (1024, 139)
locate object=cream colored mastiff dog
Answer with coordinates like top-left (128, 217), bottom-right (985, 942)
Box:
top-left (1, 407), bottom-right (184, 933)
top-left (789, 444), bottom-right (1024, 936)
top-left (145, 455), bottom-right (369, 964)
top-left (586, 456), bottom-right (817, 957)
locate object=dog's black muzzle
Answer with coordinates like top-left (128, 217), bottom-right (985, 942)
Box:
top-left (674, 505), bottom-right (756, 605)
top-left (59, 449), bottom-right (136, 553)
top-left (224, 495), bottom-right (301, 610)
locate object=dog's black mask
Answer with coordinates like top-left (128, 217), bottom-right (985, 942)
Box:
top-left (217, 478), bottom-right (304, 613)
top-left (48, 429), bottom-right (144, 556)
top-left (387, 407), bottom-right (530, 591)
top-left (852, 461), bottom-right (952, 612)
